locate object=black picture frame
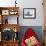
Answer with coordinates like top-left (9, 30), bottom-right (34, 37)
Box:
top-left (23, 8), bottom-right (36, 19)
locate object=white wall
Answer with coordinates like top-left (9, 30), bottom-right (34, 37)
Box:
top-left (0, 0), bottom-right (44, 26)
top-left (18, 0), bottom-right (44, 26)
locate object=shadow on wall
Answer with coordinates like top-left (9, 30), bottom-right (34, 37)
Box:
top-left (18, 26), bottom-right (44, 44)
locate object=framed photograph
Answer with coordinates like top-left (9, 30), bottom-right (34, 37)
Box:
top-left (9, 10), bottom-right (18, 15)
top-left (8, 16), bottom-right (18, 24)
top-left (2, 16), bottom-right (18, 24)
top-left (23, 8), bottom-right (36, 19)
top-left (2, 10), bottom-right (9, 15)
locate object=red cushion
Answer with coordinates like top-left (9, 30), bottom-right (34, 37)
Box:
top-left (21, 28), bottom-right (41, 46)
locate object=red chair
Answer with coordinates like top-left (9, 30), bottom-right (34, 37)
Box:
top-left (21, 28), bottom-right (41, 46)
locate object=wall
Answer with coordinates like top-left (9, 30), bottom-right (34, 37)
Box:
top-left (18, 0), bottom-right (44, 26)
top-left (0, 0), bottom-right (44, 26)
